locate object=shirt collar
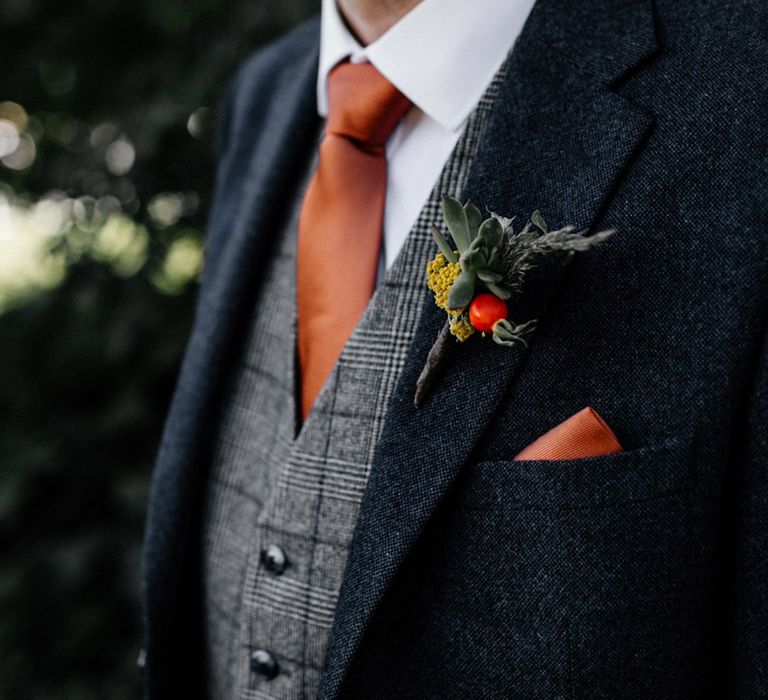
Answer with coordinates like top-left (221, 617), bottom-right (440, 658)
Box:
top-left (318, 0), bottom-right (537, 132)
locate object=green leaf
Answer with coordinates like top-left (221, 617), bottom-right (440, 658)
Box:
top-left (492, 324), bottom-right (514, 341)
top-left (476, 268), bottom-right (503, 283)
top-left (466, 236), bottom-right (484, 254)
top-left (485, 282), bottom-right (512, 300)
top-left (478, 217), bottom-right (504, 250)
top-left (492, 333), bottom-right (520, 347)
top-left (469, 249), bottom-right (486, 269)
top-left (442, 196), bottom-right (471, 253)
top-left (491, 212), bottom-right (515, 232)
top-left (447, 269), bottom-right (477, 309)
top-left (464, 202), bottom-right (483, 240)
top-left (459, 237), bottom-right (484, 270)
top-left (492, 318), bottom-right (537, 346)
top-left (531, 210), bottom-right (548, 233)
top-left (431, 225), bottom-right (458, 263)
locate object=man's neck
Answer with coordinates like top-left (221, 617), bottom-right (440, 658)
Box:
top-left (336, 0), bottom-right (422, 45)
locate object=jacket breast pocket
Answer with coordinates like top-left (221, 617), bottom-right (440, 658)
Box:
top-left (460, 434), bottom-right (696, 511)
top-left (445, 434), bottom-right (703, 695)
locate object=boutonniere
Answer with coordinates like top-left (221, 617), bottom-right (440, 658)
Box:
top-left (414, 196), bottom-right (615, 406)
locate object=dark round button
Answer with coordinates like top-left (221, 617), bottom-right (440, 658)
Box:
top-left (260, 544), bottom-right (288, 575)
top-left (250, 649), bottom-right (279, 680)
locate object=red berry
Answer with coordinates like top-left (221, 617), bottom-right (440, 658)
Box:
top-left (469, 293), bottom-right (508, 333)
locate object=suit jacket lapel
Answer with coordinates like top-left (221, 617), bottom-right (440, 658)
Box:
top-left (319, 1), bottom-right (658, 696)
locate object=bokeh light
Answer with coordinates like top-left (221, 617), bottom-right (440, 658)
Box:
top-left (0, 3), bottom-right (320, 698)
top-left (0, 191), bottom-right (67, 312)
top-left (104, 137), bottom-right (136, 175)
top-left (151, 232), bottom-right (203, 295)
top-left (0, 119), bottom-right (21, 158)
top-left (186, 106), bottom-right (212, 139)
top-left (148, 192), bottom-right (184, 227)
top-left (0, 186), bottom-right (204, 313)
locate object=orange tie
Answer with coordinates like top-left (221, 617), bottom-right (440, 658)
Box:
top-left (297, 62), bottom-right (411, 419)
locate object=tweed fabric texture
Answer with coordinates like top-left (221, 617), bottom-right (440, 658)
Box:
top-left (201, 57), bottom-right (509, 700)
top-left (144, 4), bottom-right (768, 698)
top-left (201, 151), bottom-right (316, 697)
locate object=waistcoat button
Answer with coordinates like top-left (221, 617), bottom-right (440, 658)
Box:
top-left (250, 649), bottom-right (279, 680)
top-left (260, 544), bottom-right (288, 575)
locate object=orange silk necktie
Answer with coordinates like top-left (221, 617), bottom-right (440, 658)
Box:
top-left (297, 62), bottom-right (411, 419)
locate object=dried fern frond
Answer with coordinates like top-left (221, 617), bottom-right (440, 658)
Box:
top-left (501, 222), bottom-right (615, 296)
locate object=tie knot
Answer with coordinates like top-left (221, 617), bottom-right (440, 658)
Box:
top-left (326, 61), bottom-right (412, 148)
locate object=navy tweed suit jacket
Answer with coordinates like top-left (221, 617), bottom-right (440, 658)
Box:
top-left (142, 1), bottom-right (768, 697)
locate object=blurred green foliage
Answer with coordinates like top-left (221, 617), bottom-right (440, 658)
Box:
top-left (0, 0), bottom-right (319, 697)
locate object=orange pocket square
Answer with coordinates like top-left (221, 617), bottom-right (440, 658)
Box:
top-left (514, 407), bottom-right (622, 461)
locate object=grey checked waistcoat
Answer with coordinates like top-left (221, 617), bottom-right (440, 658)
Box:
top-left (201, 58), bottom-right (509, 700)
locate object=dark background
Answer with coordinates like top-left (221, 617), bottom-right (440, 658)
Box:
top-left (0, 1), bottom-right (318, 697)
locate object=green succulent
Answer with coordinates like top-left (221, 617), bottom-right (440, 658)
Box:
top-left (431, 196), bottom-right (511, 310)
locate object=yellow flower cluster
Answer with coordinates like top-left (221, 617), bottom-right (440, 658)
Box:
top-left (426, 252), bottom-right (475, 342)
top-left (426, 253), bottom-right (460, 311)
top-left (449, 315), bottom-right (475, 342)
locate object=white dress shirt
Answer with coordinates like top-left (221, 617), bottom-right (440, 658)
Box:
top-left (318, 0), bottom-right (537, 271)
